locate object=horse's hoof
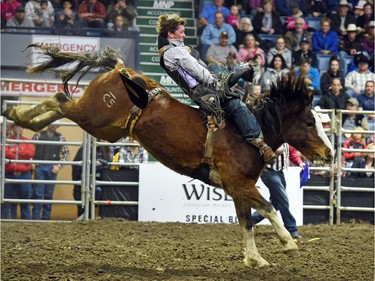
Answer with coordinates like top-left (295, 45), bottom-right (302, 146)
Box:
top-left (284, 249), bottom-right (300, 257)
top-left (243, 257), bottom-right (270, 269)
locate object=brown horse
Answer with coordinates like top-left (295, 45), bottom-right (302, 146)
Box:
top-left (3, 44), bottom-right (333, 269)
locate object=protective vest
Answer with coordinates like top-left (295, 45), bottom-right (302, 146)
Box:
top-left (159, 44), bottom-right (196, 97)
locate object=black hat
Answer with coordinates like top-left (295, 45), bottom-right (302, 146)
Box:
top-left (220, 31), bottom-right (229, 38)
top-left (300, 35), bottom-right (310, 45)
top-left (15, 5), bottom-right (25, 12)
top-left (354, 53), bottom-right (369, 66)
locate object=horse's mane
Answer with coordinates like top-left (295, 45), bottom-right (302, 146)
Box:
top-left (252, 74), bottom-right (312, 140)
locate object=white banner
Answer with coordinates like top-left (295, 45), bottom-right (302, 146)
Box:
top-left (139, 163), bottom-right (303, 225)
top-left (1, 81), bottom-right (85, 97)
top-left (31, 35), bottom-right (100, 68)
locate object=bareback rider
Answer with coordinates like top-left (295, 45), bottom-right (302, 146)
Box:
top-left (156, 14), bottom-right (276, 164)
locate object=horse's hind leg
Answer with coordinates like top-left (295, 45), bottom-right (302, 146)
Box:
top-left (233, 192), bottom-right (271, 269)
top-left (4, 92), bottom-right (67, 131)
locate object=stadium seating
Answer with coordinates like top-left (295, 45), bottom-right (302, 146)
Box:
top-left (316, 54), bottom-right (332, 73)
top-left (340, 55), bottom-right (354, 75)
top-left (305, 17), bottom-right (321, 31)
top-left (258, 34), bottom-right (279, 43)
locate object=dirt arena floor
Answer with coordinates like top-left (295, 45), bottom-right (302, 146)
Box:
top-left (1, 219), bottom-right (373, 281)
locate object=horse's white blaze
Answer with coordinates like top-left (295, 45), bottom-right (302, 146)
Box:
top-left (242, 227), bottom-right (270, 268)
top-left (312, 110), bottom-right (334, 154)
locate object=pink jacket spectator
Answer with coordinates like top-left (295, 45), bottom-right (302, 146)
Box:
top-left (1, 0), bottom-right (21, 22)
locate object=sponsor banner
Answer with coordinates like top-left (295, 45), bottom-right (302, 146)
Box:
top-left (1, 80), bottom-right (85, 97)
top-left (31, 35), bottom-right (100, 68)
top-left (138, 163), bottom-right (303, 225)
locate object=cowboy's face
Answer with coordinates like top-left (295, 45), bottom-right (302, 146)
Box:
top-left (169, 24), bottom-right (186, 40)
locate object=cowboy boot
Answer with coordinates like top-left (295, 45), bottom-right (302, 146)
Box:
top-left (249, 135), bottom-right (277, 164)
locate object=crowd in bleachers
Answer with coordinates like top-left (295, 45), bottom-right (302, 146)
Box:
top-left (197, 0), bottom-right (374, 178)
top-left (0, 0), bottom-right (138, 36)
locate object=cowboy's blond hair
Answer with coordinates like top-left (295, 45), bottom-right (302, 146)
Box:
top-left (156, 14), bottom-right (187, 37)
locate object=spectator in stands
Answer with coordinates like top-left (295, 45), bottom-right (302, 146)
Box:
top-left (358, 80), bottom-right (374, 111)
top-left (252, 53), bottom-right (265, 83)
top-left (358, 80), bottom-right (375, 132)
top-left (106, 0), bottom-right (137, 31)
top-left (329, 0), bottom-right (356, 37)
top-left (252, 0), bottom-right (284, 35)
top-left (1, 0), bottom-right (22, 29)
top-left (54, 0), bottom-right (76, 34)
top-left (342, 97), bottom-right (369, 142)
top-left (32, 124), bottom-right (69, 220)
top-left (303, 0), bottom-right (327, 18)
top-left (339, 24), bottom-right (364, 58)
top-left (356, 2), bottom-right (374, 29)
top-left (364, 142), bottom-right (375, 178)
top-left (39, 0), bottom-right (54, 27)
top-left (198, 0), bottom-right (230, 35)
top-left (251, 143), bottom-right (305, 239)
top-left (292, 35), bottom-right (317, 68)
top-left (354, 1), bottom-right (367, 17)
top-left (107, 14), bottom-right (127, 35)
top-left (267, 36), bottom-right (292, 68)
top-left (315, 78), bottom-right (349, 109)
top-left (25, 0), bottom-right (55, 27)
top-left (275, 0), bottom-right (304, 17)
top-left (285, 17), bottom-right (312, 52)
top-left (363, 21), bottom-right (374, 61)
top-left (2, 124), bottom-right (35, 220)
top-left (77, 0), bottom-right (106, 29)
top-left (320, 55), bottom-right (346, 96)
top-left (293, 57), bottom-right (321, 95)
top-left (312, 17), bottom-right (339, 55)
top-left (226, 4), bottom-right (240, 29)
top-left (248, 0), bottom-right (269, 18)
top-left (117, 137), bottom-right (148, 165)
top-left (200, 11), bottom-right (236, 63)
top-left (233, 17), bottom-right (261, 49)
top-left (6, 5), bottom-right (35, 31)
top-left (260, 54), bottom-right (289, 91)
top-left (326, 0), bottom-right (341, 15)
top-left (345, 53), bottom-right (375, 97)
top-left (226, 50), bottom-right (241, 72)
top-left (237, 33), bottom-right (265, 65)
top-left (206, 31), bottom-right (238, 74)
top-left (343, 126), bottom-right (367, 177)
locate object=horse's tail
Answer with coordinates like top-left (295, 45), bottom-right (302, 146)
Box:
top-left (24, 44), bottom-right (125, 97)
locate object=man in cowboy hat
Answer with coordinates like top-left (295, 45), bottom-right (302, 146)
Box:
top-left (329, 0), bottom-right (356, 36)
top-left (345, 53), bottom-right (375, 97)
top-left (339, 23), bottom-right (364, 57)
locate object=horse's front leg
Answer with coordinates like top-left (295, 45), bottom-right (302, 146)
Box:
top-left (258, 208), bottom-right (299, 257)
top-left (233, 195), bottom-right (270, 269)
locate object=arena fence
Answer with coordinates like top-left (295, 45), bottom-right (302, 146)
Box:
top-left (1, 97), bottom-right (374, 224)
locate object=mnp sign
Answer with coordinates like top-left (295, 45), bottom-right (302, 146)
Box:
top-left (138, 163), bottom-right (303, 225)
